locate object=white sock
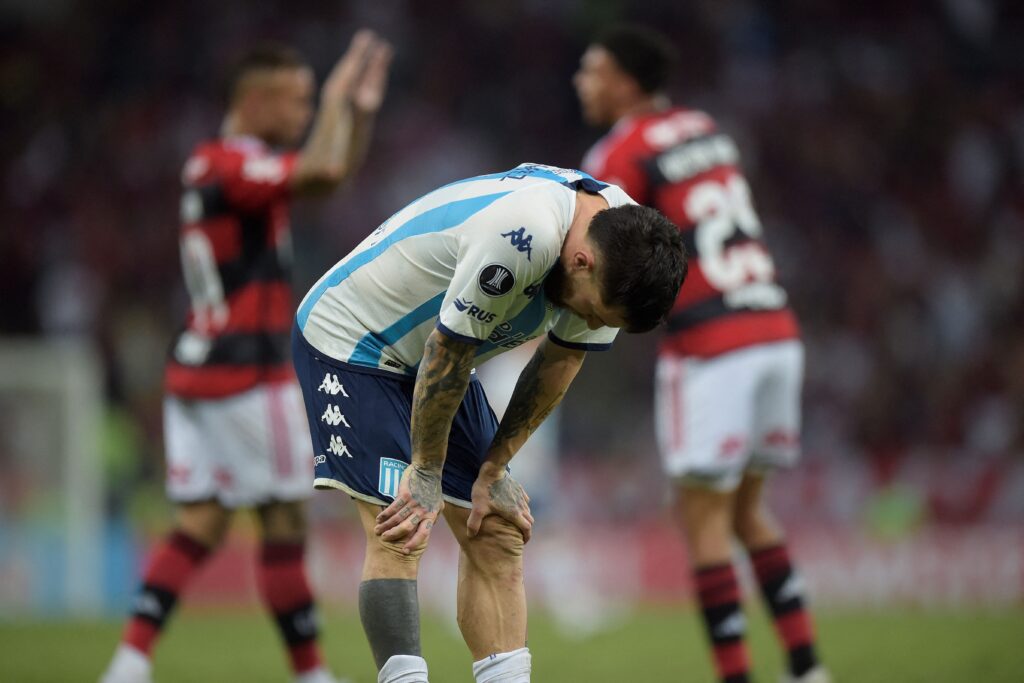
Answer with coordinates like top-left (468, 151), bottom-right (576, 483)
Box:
top-left (378, 654), bottom-right (429, 683)
top-left (472, 647), bottom-right (531, 683)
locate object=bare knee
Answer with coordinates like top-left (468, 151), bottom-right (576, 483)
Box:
top-left (732, 475), bottom-right (782, 549)
top-left (732, 501), bottom-right (781, 549)
top-left (257, 500), bottom-right (307, 542)
top-left (461, 515), bottom-right (525, 579)
top-left (364, 532), bottom-right (426, 580)
top-left (356, 502), bottom-right (426, 580)
top-left (175, 500), bottom-right (232, 548)
top-left (674, 485), bottom-right (734, 566)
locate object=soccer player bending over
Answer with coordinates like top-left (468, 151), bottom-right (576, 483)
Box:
top-left (292, 163), bottom-right (686, 682)
top-left (100, 31), bottom-right (391, 683)
top-left (575, 26), bottom-right (831, 683)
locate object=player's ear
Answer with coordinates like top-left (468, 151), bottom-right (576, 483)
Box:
top-left (571, 249), bottom-right (595, 272)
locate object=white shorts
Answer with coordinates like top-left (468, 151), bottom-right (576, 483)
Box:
top-left (164, 381), bottom-right (314, 508)
top-left (655, 340), bottom-right (804, 491)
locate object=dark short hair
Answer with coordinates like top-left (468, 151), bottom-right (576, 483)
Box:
top-left (588, 204), bottom-right (687, 333)
top-left (593, 25), bottom-right (677, 93)
top-left (224, 42), bottom-right (307, 103)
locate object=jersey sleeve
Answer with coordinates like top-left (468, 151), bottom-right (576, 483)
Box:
top-left (548, 310), bottom-right (619, 352)
top-left (436, 191), bottom-right (564, 345)
top-left (216, 149), bottom-right (297, 212)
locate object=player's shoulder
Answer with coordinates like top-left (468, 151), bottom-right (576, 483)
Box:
top-left (182, 137), bottom-right (289, 186)
top-left (635, 107), bottom-right (719, 150)
top-left (481, 183), bottom-right (567, 254)
top-left (582, 115), bottom-right (650, 172)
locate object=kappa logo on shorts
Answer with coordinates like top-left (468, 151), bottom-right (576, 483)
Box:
top-left (478, 263), bottom-right (515, 297)
top-left (327, 435), bottom-right (352, 458)
top-left (321, 404), bottom-right (350, 428)
top-left (318, 372), bottom-right (349, 397)
top-left (378, 458), bottom-right (407, 499)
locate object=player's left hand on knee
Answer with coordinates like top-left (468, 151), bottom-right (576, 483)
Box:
top-left (374, 465), bottom-right (443, 553)
top-left (467, 469), bottom-right (533, 543)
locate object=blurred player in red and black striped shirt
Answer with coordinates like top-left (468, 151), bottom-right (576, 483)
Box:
top-left (101, 30), bottom-right (391, 683)
top-left (576, 26), bottom-right (829, 683)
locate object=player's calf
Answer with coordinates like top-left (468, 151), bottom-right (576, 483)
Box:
top-left (356, 501), bottom-right (429, 680)
top-left (751, 543), bottom-right (822, 680)
top-left (445, 508), bottom-right (529, 676)
top-left (100, 528), bottom-right (213, 683)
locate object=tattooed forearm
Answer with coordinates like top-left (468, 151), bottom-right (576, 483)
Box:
top-left (410, 329), bottom-right (476, 470)
top-left (488, 340), bottom-right (584, 467)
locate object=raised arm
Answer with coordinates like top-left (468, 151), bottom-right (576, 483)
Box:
top-left (467, 338), bottom-right (586, 540)
top-left (374, 328), bottom-right (477, 553)
top-left (291, 29), bottom-right (392, 195)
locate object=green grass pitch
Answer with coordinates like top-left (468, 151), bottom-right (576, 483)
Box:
top-left (2, 606), bottom-right (1022, 681)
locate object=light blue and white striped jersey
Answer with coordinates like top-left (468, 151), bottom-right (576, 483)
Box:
top-left (296, 163), bottom-right (636, 378)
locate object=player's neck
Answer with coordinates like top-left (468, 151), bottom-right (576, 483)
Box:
top-left (565, 190), bottom-right (608, 252)
top-left (613, 94), bottom-right (670, 124)
top-left (221, 112), bottom-right (265, 144)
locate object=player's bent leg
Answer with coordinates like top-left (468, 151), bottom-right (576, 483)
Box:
top-left (255, 500), bottom-right (342, 683)
top-left (674, 483), bottom-right (752, 683)
top-left (100, 501), bottom-right (230, 683)
top-left (355, 499), bottom-right (429, 683)
top-left (734, 473), bottom-right (827, 682)
top-left (442, 504), bottom-right (529, 682)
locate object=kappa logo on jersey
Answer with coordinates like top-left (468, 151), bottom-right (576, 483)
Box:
top-left (478, 263), bottom-right (516, 297)
top-left (378, 458), bottom-right (407, 499)
top-left (318, 372), bottom-right (349, 397)
top-left (321, 404), bottom-right (350, 428)
top-left (500, 227), bottom-right (534, 261)
top-left (327, 434), bottom-right (352, 458)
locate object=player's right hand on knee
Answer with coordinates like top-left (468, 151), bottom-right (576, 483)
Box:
top-left (374, 464), bottom-right (444, 554)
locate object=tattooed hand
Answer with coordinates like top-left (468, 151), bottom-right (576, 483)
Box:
top-left (374, 465), bottom-right (444, 553)
top-left (467, 465), bottom-right (534, 543)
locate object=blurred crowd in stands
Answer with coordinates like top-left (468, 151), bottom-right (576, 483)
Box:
top-left (2, 0), bottom-right (1022, 519)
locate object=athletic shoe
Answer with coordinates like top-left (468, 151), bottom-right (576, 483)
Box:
top-left (781, 666), bottom-right (833, 683)
top-left (98, 644), bottom-right (153, 683)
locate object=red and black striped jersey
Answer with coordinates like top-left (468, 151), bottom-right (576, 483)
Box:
top-left (582, 107), bottom-right (798, 358)
top-left (165, 137), bottom-right (298, 399)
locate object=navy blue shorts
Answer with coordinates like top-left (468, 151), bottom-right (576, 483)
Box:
top-left (292, 324), bottom-right (498, 507)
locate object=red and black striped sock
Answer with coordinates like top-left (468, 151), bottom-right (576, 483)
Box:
top-left (695, 563), bottom-right (750, 683)
top-left (751, 543), bottom-right (818, 677)
top-left (123, 529), bottom-right (211, 655)
top-left (258, 541), bottom-right (324, 674)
